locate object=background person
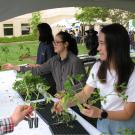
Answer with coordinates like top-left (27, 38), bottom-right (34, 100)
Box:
top-left (0, 105), bottom-right (33, 135)
top-left (36, 23), bottom-right (55, 65)
top-left (27, 23), bottom-right (56, 95)
top-left (54, 24), bottom-right (135, 135)
top-left (85, 28), bottom-right (98, 56)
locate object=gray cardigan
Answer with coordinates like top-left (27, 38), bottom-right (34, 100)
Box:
top-left (20, 51), bottom-right (86, 91)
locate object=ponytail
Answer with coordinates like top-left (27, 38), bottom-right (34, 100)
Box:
top-left (68, 37), bottom-right (78, 55)
top-left (56, 31), bottom-right (78, 55)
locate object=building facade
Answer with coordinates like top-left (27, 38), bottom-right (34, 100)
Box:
top-left (0, 7), bottom-right (78, 37)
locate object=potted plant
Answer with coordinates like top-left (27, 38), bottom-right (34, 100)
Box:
top-left (13, 71), bottom-right (51, 128)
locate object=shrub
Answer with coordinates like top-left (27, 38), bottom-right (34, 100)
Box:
top-left (0, 35), bottom-right (37, 43)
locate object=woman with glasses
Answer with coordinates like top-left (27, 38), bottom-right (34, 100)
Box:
top-left (2, 31), bottom-right (86, 93)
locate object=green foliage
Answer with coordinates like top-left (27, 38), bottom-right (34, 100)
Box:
top-left (13, 71), bottom-right (50, 108)
top-left (52, 111), bottom-right (76, 127)
top-left (88, 88), bottom-right (128, 106)
top-left (132, 19), bottom-right (135, 27)
top-left (1, 46), bottom-right (10, 62)
top-left (118, 128), bottom-right (135, 135)
top-left (30, 12), bottom-right (41, 36)
top-left (53, 74), bottom-right (85, 125)
top-left (109, 9), bottom-right (135, 28)
top-left (18, 47), bottom-right (31, 61)
top-left (62, 74), bottom-right (85, 111)
top-left (87, 89), bottom-right (101, 105)
top-left (0, 42), bottom-right (88, 66)
top-left (0, 41), bottom-right (38, 65)
top-left (75, 7), bottom-right (109, 24)
top-left (90, 73), bottom-right (128, 104)
top-left (114, 83), bottom-right (128, 101)
top-left (0, 35), bottom-right (36, 43)
top-left (75, 7), bottom-right (135, 28)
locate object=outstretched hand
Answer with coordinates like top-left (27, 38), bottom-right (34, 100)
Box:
top-left (2, 63), bottom-right (15, 70)
top-left (2, 63), bottom-right (20, 71)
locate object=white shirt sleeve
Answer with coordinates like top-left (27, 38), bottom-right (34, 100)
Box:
top-left (126, 68), bottom-right (135, 102)
top-left (86, 61), bottom-right (100, 88)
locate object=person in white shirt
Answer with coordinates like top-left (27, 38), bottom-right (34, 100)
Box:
top-left (54, 23), bottom-right (135, 135)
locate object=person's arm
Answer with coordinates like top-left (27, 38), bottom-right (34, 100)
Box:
top-left (0, 118), bottom-right (14, 135)
top-left (2, 58), bottom-right (52, 76)
top-left (73, 84), bottom-right (94, 105)
top-left (0, 105), bottom-right (33, 135)
top-left (2, 64), bottom-right (20, 72)
top-left (27, 64), bottom-right (41, 68)
top-left (54, 84), bottom-right (94, 113)
top-left (107, 102), bottom-right (135, 120)
top-left (36, 43), bottom-right (44, 64)
top-left (81, 102), bottom-right (135, 120)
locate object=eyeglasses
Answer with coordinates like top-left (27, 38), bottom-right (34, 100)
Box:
top-left (53, 41), bottom-right (64, 45)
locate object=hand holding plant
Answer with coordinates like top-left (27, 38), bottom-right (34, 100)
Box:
top-left (11, 105), bottom-right (33, 126)
top-left (81, 103), bottom-right (102, 118)
top-left (13, 71), bottom-right (51, 128)
top-left (52, 74), bottom-right (85, 126)
top-left (53, 101), bottom-right (63, 113)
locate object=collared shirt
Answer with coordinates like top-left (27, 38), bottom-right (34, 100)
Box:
top-left (0, 118), bottom-right (14, 135)
top-left (20, 51), bottom-right (87, 91)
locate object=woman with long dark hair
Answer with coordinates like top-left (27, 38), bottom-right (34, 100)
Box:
top-left (36, 23), bottom-right (55, 64)
top-left (2, 31), bottom-right (86, 93)
top-left (54, 24), bottom-right (135, 134)
top-left (28, 23), bottom-right (56, 95)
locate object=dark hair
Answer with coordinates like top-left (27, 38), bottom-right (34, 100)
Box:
top-left (56, 31), bottom-right (78, 55)
top-left (37, 23), bottom-right (54, 43)
top-left (97, 23), bottom-right (134, 92)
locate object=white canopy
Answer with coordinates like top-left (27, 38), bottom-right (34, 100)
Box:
top-left (0, 0), bottom-right (135, 21)
top-left (51, 18), bottom-right (80, 29)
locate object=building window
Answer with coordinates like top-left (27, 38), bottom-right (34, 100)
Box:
top-left (21, 23), bottom-right (30, 35)
top-left (3, 24), bottom-right (13, 36)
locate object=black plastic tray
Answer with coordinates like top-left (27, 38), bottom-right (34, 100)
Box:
top-left (49, 120), bottom-right (89, 135)
top-left (36, 101), bottom-right (58, 125)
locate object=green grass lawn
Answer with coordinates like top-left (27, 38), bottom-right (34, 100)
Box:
top-left (0, 41), bottom-right (88, 65)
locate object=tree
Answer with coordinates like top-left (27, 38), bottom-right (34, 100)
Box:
top-left (132, 19), bottom-right (135, 27)
top-left (30, 11), bottom-right (41, 36)
top-left (75, 7), bottom-right (109, 44)
top-left (75, 7), bottom-right (135, 29)
top-left (75, 7), bottom-right (109, 25)
top-left (109, 9), bottom-right (135, 28)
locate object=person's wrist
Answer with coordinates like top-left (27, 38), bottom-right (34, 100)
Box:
top-left (98, 109), bottom-right (102, 118)
top-left (100, 109), bottom-right (108, 119)
top-left (10, 116), bottom-right (16, 127)
top-left (14, 66), bottom-right (20, 71)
